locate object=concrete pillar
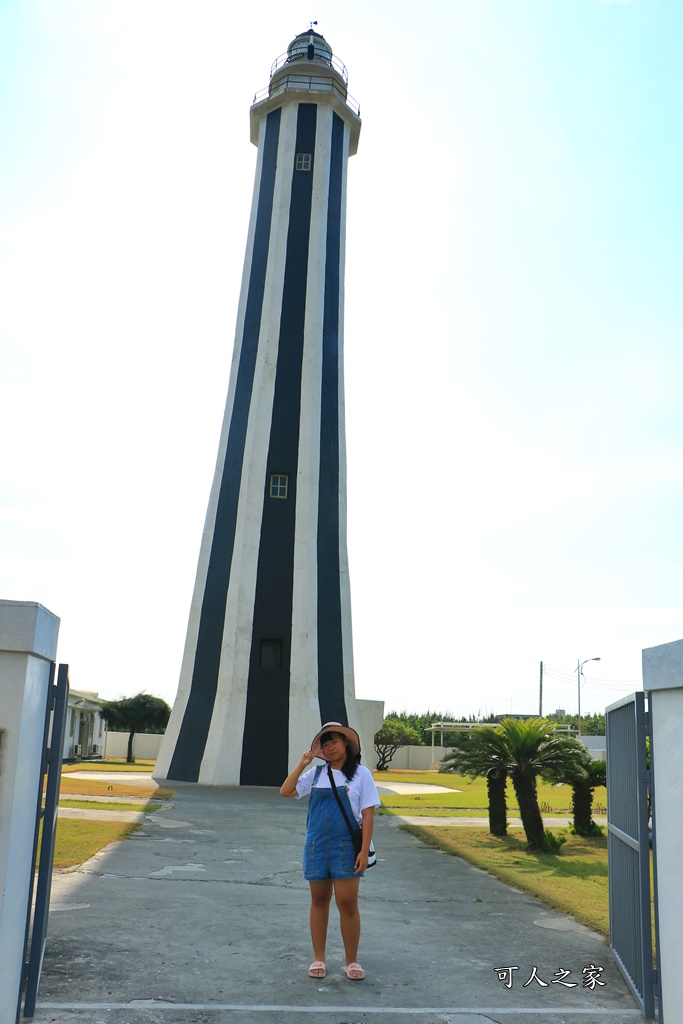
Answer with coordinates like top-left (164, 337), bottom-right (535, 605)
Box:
top-left (0, 600), bottom-right (60, 1023)
top-left (642, 637), bottom-right (683, 1019)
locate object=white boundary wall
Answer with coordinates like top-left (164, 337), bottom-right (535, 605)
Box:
top-left (105, 732), bottom-right (164, 761)
top-left (375, 745), bottom-right (447, 771)
top-left (375, 736), bottom-right (606, 772)
top-left (114, 731), bottom-right (604, 773)
top-left (580, 735), bottom-right (607, 761)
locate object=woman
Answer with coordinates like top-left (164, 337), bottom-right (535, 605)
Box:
top-left (280, 721), bottom-right (380, 981)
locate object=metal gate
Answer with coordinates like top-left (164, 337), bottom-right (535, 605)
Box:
top-left (606, 690), bottom-right (658, 1020)
top-left (20, 663), bottom-right (69, 1021)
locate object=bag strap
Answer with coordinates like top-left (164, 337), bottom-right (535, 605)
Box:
top-left (326, 763), bottom-right (357, 839)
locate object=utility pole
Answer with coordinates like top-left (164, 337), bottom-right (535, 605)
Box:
top-left (539, 661), bottom-right (543, 717)
top-left (577, 656), bottom-right (601, 737)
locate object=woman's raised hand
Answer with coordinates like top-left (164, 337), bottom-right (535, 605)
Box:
top-left (281, 749), bottom-right (316, 796)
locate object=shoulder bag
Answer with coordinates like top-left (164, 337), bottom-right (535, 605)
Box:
top-left (326, 764), bottom-right (377, 868)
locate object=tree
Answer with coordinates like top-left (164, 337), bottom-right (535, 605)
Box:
top-left (546, 711), bottom-right (605, 736)
top-left (441, 716), bottom-right (598, 850)
top-left (540, 737), bottom-right (606, 839)
top-left (374, 718), bottom-right (423, 771)
top-left (497, 717), bottom-right (587, 851)
top-left (101, 693), bottom-right (171, 763)
top-left (572, 758), bottom-right (606, 836)
top-left (441, 728), bottom-right (510, 836)
top-left (384, 709), bottom-right (496, 746)
top-left (546, 745), bottom-right (606, 837)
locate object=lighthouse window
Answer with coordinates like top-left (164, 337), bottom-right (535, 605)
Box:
top-left (295, 152), bottom-right (312, 172)
top-left (260, 640), bottom-right (282, 669)
top-left (269, 473), bottom-right (289, 499)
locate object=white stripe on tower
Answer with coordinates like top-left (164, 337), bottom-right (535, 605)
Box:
top-left (288, 104), bottom-right (334, 764)
top-left (336, 118), bottom-right (358, 725)
top-left (200, 104), bottom-right (298, 785)
top-left (154, 114), bottom-right (273, 781)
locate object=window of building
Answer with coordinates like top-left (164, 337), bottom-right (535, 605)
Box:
top-left (260, 640), bottom-right (282, 669)
top-left (269, 473), bottom-right (288, 499)
top-left (295, 152), bottom-right (312, 171)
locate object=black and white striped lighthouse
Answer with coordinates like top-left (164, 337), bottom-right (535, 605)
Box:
top-left (156, 30), bottom-right (383, 787)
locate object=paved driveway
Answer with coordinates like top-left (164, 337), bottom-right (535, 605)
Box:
top-left (35, 780), bottom-right (640, 1024)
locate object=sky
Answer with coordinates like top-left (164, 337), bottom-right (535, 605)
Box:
top-left (2, 0), bottom-right (683, 721)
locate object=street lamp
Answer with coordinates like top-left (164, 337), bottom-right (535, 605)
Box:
top-left (576, 657), bottom-right (601, 737)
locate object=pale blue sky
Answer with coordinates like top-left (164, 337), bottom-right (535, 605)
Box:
top-left (2, 0), bottom-right (682, 718)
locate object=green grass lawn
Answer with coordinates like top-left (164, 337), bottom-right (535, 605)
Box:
top-left (54, 777), bottom-right (173, 799)
top-left (45, 773), bottom-right (169, 868)
top-left (374, 770), bottom-right (607, 815)
top-left (46, 819), bottom-right (142, 869)
top-left (62, 759), bottom-right (156, 773)
top-left (373, 769), bottom-right (465, 789)
top-left (58, 799), bottom-right (162, 812)
top-left (383, 806), bottom-right (490, 817)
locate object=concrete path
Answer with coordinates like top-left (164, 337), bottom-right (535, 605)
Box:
top-left (57, 791), bottom-right (160, 822)
top-left (35, 782), bottom-right (641, 1024)
top-left (57, 806), bottom-right (149, 823)
top-left (64, 771), bottom-right (158, 786)
top-left (60, 792), bottom-right (154, 804)
top-left (375, 782), bottom-right (456, 795)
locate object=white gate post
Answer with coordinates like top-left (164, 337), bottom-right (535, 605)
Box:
top-left (0, 600), bottom-right (60, 1023)
top-left (642, 637), bottom-right (683, 1021)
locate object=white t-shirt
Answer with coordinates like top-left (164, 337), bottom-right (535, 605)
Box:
top-left (296, 762), bottom-right (381, 826)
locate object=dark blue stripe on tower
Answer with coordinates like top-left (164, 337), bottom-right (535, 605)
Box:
top-left (240, 103), bottom-right (318, 786)
top-left (167, 108), bottom-right (282, 782)
top-left (317, 112), bottom-right (347, 725)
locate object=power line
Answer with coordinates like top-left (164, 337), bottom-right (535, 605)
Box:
top-left (540, 664), bottom-right (641, 690)
top-left (583, 680), bottom-right (640, 691)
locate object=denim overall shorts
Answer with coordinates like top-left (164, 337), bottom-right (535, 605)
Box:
top-left (303, 765), bottom-right (362, 881)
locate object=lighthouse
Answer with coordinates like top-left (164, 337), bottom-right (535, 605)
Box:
top-left (155, 30), bottom-right (383, 787)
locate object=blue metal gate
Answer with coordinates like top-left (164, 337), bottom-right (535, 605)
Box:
top-left (606, 691), bottom-right (657, 1020)
top-left (20, 662), bottom-right (69, 1021)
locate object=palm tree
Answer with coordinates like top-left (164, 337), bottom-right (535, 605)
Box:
top-left (541, 737), bottom-right (606, 836)
top-left (441, 728), bottom-right (510, 836)
top-left (496, 717), bottom-right (588, 850)
top-left (549, 745), bottom-right (606, 836)
top-left (572, 758), bottom-right (606, 836)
